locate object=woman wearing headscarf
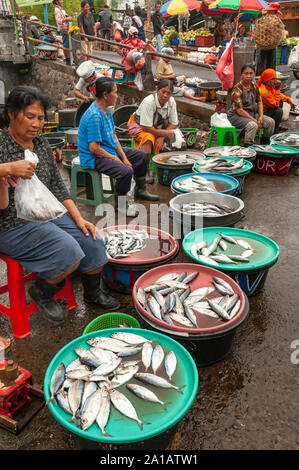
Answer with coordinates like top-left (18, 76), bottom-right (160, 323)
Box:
top-left (257, 68), bottom-right (294, 134)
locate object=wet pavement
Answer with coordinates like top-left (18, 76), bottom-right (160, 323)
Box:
top-left (1, 113), bottom-right (299, 451)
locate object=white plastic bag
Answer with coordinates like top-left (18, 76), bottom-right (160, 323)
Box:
top-left (171, 128), bottom-right (186, 149)
top-left (210, 112), bottom-right (232, 128)
top-left (288, 42), bottom-right (299, 67)
top-left (14, 149), bottom-right (67, 222)
top-left (134, 72), bottom-right (144, 91)
top-left (282, 102), bottom-right (291, 121)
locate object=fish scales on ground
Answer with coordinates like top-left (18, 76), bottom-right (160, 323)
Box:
top-left (104, 229), bottom-right (149, 259)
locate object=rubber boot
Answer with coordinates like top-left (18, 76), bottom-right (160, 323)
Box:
top-left (146, 166), bottom-right (154, 184)
top-left (134, 176), bottom-right (160, 201)
top-left (115, 194), bottom-right (138, 217)
top-left (81, 273), bottom-right (120, 310)
top-left (28, 278), bottom-right (65, 323)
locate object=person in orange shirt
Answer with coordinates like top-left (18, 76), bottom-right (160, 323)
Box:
top-left (257, 68), bottom-right (294, 134)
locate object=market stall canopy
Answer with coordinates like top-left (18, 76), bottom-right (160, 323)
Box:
top-left (161, 0), bottom-right (202, 16)
top-left (208, 0), bottom-right (269, 13)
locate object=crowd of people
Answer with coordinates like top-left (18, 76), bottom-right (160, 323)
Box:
top-left (0, 3), bottom-right (295, 324)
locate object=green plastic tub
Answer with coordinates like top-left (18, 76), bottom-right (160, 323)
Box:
top-left (83, 313), bottom-right (141, 335)
top-left (183, 226), bottom-right (280, 296)
top-left (44, 328), bottom-right (198, 450)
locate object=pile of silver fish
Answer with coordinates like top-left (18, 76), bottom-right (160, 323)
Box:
top-left (104, 229), bottom-right (149, 259)
top-left (195, 157), bottom-right (246, 173)
top-left (180, 201), bottom-right (234, 217)
top-left (191, 232), bottom-right (255, 267)
top-left (47, 332), bottom-right (183, 433)
top-left (271, 133), bottom-right (299, 146)
top-left (166, 154), bottom-right (203, 165)
top-left (205, 146), bottom-right (254, 158)
top-left (174, 175), bottom-right (217, 193)
top-left (252, 144), bottom-right (295, 154)
top-left (137, 271), bottom-right (241, 328)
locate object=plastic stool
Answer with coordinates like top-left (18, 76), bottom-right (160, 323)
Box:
top-left (0, 254), bottom-right (78, 338)
top-left (207, 126), bottom-right (239, 148)
top-left (71, 162), bottom-right (114, 207)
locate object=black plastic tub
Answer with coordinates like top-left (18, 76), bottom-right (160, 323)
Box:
top-left (73, 423), bottom-right (178, 450)
top-left (136, 295), bottom-right (250, 368)
top-left (59, 108), bottom-right (78, 129)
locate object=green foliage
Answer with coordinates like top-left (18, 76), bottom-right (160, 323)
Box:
top-left (20, 0), bottom-right (106, 26)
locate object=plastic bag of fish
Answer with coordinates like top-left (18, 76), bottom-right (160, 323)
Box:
top-left (174, 175), bottom-right (217, 193)
top-left (194, 157), bottom-right (246, 173)
top-left (104, 229), bottom-right (149, 259)
top-left (191, 232), bottom-right (255, 267)
top-left (47, 332), bottom-right (183, 433)
top-left (137, 271), bottom-right (241, 328)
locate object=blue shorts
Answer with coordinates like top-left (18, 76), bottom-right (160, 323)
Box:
top-left (0, 214), bottom-right (107, 280)
top-left (61, 32), bottom-right (69, 49)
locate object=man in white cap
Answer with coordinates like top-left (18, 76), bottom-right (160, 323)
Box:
top-left (73, 60), bottom-right (104, 103)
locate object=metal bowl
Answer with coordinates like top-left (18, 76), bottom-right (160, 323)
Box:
top-left (169, 191), bottom-right (245, 228)
top-left (153, 150), bottom-right (206, 170)
top-left (65, 128), bottom-right (78, 145)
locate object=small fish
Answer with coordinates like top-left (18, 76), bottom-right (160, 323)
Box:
top-left (137, 287), bottom-right (147, 307)
top-left (151, 343), bottom-right (165, 375)
top-left (198, 255), bottom-right (219, 266)
top-left (88, 358), bottom-right (122, 378)
top-left (147, 295), bottom-right (162, 320)
top-left (47, 363), bottom-right (65, 405)
top-left (135, 373), bottom-right (185, 394)
top-left (213, 277), bottom-right (235, 295)
top-left (109, 388), bottom-right (151, 430)
top-left (228, 255), bottom-right (250, 262)
top-left (237, 239), bottom-right (252, 250)
top-left (206, 299), bottom-right (231, 321)
top-left (126, 384), bottom-right (171, 410)
top-left (183, 303), bottom-right (198, 327)
top-left (86, 337), bottom-right (130, 353)
top-left (56, 388), bottom-right (72, 415)
top-left (96, 385), bottom-right (112, 436)
top-left (168, 312), bottom-right (194, 328)
top-left (110, 365), bottom-right (140, 388)
top-left (142, 341), bottom-right (153, 372)
top-left (67, 379), bottom-right (84, 424)
top-left (182, 272), bottom-right (199, 284)
top-left (111, 332), bottom-right (155, 346)
top-left (210, 254), bottom-right (237, 264)
top-left (89, 347), bottom-right (117, 363)
top-left (81, 382), bottom-right (98, 411)
top-left (229, 299), bottom-right (241, 318)
top-left (165, 350), bottom-right (177, 381)
top-left (66, 369), bottom-right (91, 380)
top-left (241, 249), bottom-right (254, 258)
top-left (217, 233), bottom-right (238, 245)
top-left (117, 345), bottom-right (143, 358)
top-left (80, 389), bottom-right (103, 431)
top-left (156, 273), bottom-right (179, 283)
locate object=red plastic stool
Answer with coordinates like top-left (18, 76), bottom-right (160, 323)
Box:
top-left (0, 254), bottom-right (78, 338)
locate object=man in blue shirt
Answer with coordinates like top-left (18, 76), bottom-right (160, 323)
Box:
top-left (78, 78), bottom-right (159, 217)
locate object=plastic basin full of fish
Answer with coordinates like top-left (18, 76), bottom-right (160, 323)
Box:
top-left (169, 192), bottom-right (244, 236)
top-left (203, 146), bottom-right (257, 163)
top-left (133, 263), bottom-right (246, 334)
top-left (152, 150), bottom-right (206, 186)
top-left (171, 172), bottom-right (239, 196)
top-left (249, 144), bottom-right (299, 176)
top-left (192, 157), bottom-right (253, 195)
top-left (97, 225), bottom-right (179, 294)
top-left (270, 132), bottom-right (299, 150)
top-left (183, 227), bottom-right (280, 296)
top-left (44, 328), bottom-right (198, 449)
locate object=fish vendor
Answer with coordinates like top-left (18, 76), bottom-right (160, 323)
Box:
top-left (227, 64), bottom-right (275, 146)
top-left (155, 48), bottom-right (207, 103)
top-left (73, 60), bottom-right (104, 104)
top-left (257, 68), bottom-right (295, 134)
top-left (0, 85), bottom-right (120, 323)
top-left (77, 77), bottom-right (159, 219)
top-left (128, 79), bottom-right (179, 156)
